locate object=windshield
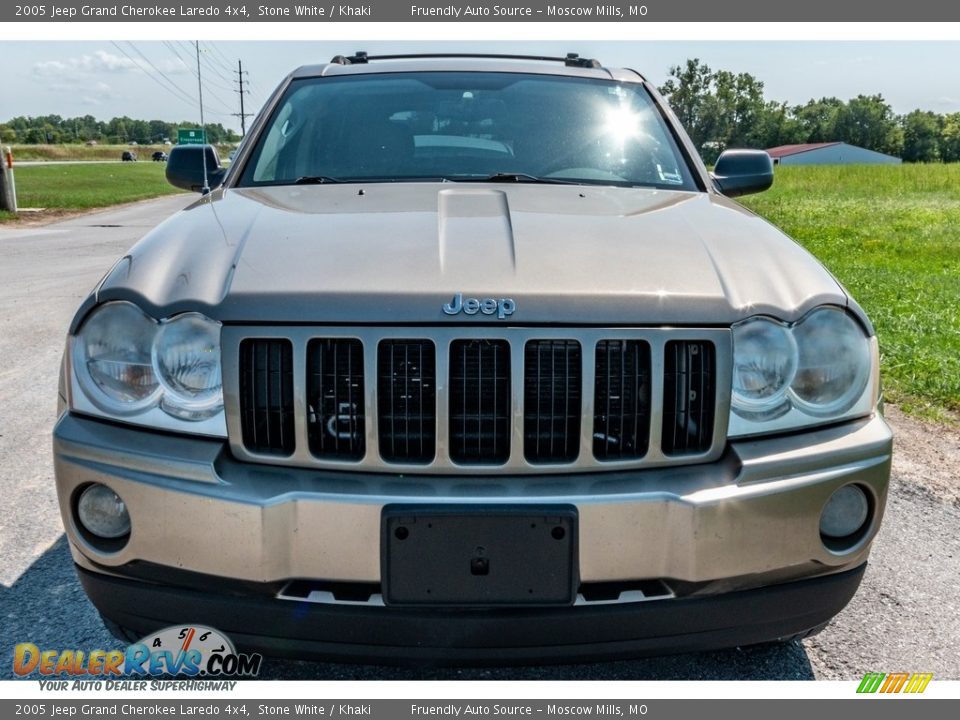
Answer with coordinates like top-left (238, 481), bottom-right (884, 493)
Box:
top-left (238, 71), bottom-right (698, 190)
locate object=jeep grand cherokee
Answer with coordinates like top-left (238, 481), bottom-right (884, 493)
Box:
top-left (53, 52), bottom-right (892, 664)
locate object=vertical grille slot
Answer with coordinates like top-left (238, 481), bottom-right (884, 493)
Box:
top-left (239, 339), bottom-right (295, 456)
top-left (524, 340), bottom-right (582, 464)
top-left (593, 340), bottom-right (652, 461)
top-left (449, 339), bottom-right (511, 465)
top-left (662, 340), bottom-right (716, 455)
top-left (377, 340), bottom-right (437, 464)
top-left (306, 339), bottom-right (365, 460)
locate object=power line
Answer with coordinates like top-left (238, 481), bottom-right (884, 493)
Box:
top-left (161, 40), bottom-right (191, 69)
top-left (203, 42), bottom-right (236, 76)
top-left (176, 40), bottom-right (237, 98)
top-left (202, 56), bottom-right (234, 87)
top-left (128, 40), bottom-right (233, 115)
top-left (208, 42), bottom-right (236, 72)
top-left (109, 41), bottom-right (199, 111)
top-left (161, 41), bottom-right (235, 94)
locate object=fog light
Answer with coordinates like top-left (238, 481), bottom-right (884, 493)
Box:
top-left (820, 485), bottom-right (869, 539)
top-left (77, 484), bottom-right (131, 539)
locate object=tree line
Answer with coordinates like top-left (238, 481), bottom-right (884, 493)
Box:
top-left (658, 59), bottom-right (960, 163)
top-left (5, 61), bottom-right (960, 162)
top-left (0, 115), bottom-right (240, 146)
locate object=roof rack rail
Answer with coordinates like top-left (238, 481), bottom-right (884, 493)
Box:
top-left (328, 52), bottom-right (602, 69)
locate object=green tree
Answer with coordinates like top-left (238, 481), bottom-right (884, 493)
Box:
top-left (941, 112), bottom-right (960, 163)
top-left (752, 101), bottom-right (805, 149)
top-left (901, 110), bottom-right (942, 162)
top-left (833, 94), bottom-right (903, 156)
top-left (659, 60), bottom-right (776, 160)
top-left (792, 97), bottom-right (844, 143)
top-left (658, 58), bottom-right (714, 150)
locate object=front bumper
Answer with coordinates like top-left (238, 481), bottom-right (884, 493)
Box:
top-left (77, 562), bottom-right (866, 665)
top-left (54, 411), bottom-right (891, 658)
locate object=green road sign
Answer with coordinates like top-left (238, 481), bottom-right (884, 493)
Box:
top-left (178, 129), bottom-right (206, 145)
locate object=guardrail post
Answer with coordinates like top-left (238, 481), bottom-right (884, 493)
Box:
top-left (0, 145), bottom-right (16, 212)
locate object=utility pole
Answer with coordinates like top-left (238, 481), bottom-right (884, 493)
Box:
top-left (233, 60), bottom-right (252, 137)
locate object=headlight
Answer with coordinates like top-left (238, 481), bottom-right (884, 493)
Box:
top-left (154, 313), bottom-right (223, 420)
top-left (790, 307), bottom-right (871, 417)
top-left (73, 301), bottom-right (161, 415)
top-left (729, 306), bottom-right (876, 437)
top-left (72, 302), bottom-right (223, 429)
top-left (731, 318), bottom-right (797, 420)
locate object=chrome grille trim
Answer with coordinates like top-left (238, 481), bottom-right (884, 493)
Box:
top-left (223, 326), bottom-right (732, 475)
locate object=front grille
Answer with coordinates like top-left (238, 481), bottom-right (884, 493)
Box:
top-left (662, 340), bottom-right (716, 455)
top-left (377, 340), bottom-right (436, 464)
top-left (306, 338), bottom-right (365, 460)
top-left (593, 340), bottom-right (652, 461)
top-left (231, 328), bottom-right (724, 473)
top-left (524, 340), bottom-right (582, 463)
top-left (449, 339), bottom-right (511, 465)
top-left (238, 339), bottom-right (295, 455)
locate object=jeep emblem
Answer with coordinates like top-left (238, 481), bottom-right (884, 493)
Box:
top-left (442, 293), bottom-right (516, 320)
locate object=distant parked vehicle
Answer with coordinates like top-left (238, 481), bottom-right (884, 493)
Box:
top-left (121, 151), bottom-right (137, 162)
top-left (152, 151), bottom-right (168, 162)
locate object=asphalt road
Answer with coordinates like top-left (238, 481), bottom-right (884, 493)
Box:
top-left (1, 196), bottom-right (957, 681)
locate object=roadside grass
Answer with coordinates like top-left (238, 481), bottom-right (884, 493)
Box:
top-left (0, 162), bottom-right (181, 216)
top-left (9, 143), bottom-right (234, 162)
top-left (741, 164), bottom-right (960, 422)
top-left (9, 143), bottom-right (168, 162)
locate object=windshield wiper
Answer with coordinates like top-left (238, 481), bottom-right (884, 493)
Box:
top-left (294, 175), bottom-right (343, 185)
top-left (464, 172), bottom-right (580, 185)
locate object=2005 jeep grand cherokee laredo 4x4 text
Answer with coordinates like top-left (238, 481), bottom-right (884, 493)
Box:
top-left (54, 52), bottom-right (892, 665)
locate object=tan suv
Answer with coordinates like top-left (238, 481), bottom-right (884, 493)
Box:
top-left (54, 53), bottom-right (892, 664)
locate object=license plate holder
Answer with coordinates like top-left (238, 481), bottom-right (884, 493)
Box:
top-left (381, 505), bottom-right (578, 607)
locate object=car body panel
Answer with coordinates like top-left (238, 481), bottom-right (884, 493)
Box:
top-left (89, 184), bottom-right (847, 327)
top-left (54, 411), bottom-right (891, 586)
top-left (55, 54), bottom-right (892, 662)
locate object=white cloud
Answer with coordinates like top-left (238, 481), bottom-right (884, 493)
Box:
top-left (79, 81), bottom-right (119, 107)
top-left (33, 49), bottom-right (187, 78)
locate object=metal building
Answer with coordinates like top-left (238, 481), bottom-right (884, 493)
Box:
top-left (766, 142), bottom-right (901, 165)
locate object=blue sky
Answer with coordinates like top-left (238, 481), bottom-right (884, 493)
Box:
top-left (3, 40), bottom-right (959, 133)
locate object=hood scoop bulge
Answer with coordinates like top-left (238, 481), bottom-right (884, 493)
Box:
top-left (437, 189), bottom-right (517, 274)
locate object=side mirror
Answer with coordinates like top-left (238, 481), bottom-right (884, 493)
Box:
top-left (711, 150), bottom-right (774, 198)
top-left (166, 144), bottom-right (226, 193)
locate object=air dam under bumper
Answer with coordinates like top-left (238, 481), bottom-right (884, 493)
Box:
top-left (77, 563), bottom-right (866, 665)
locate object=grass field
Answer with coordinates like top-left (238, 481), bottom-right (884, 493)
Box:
top-left (741, 164), bottom-right (960, 421)
top-left (1, 162), bottom-right (181, 214)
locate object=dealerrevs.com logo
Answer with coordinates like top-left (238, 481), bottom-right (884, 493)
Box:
top-left (13, 625), bottom-right (262, 681)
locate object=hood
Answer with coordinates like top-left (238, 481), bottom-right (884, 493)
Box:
top-left (93, 183), bottom-right (848, 327)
